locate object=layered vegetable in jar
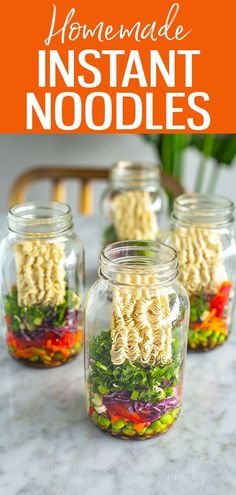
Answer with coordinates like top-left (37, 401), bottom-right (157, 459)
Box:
top-left (85, 241), bottom-right (189, 440)
top-left (167, 194), bottom-right (236, 351)
top-left (101, 161), bottom-right (168, 245)
top-left (0, 202), bottom-right (84, 367)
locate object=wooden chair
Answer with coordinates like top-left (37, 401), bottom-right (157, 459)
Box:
top-left (8, 166), bottom-right (185, 215)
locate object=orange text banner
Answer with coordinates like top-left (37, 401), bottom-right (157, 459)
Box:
top-left (0, 0), bottom-right (235, 133)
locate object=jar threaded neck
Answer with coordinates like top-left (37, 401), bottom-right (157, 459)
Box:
top-left (8, 202), bottom-right (73, 236)
top-left (173, 194), bottom-right (234, 226)
top-left (100, 240), bottom-right (178, 286)
top-left (110, 161), bottom-right (160, 189)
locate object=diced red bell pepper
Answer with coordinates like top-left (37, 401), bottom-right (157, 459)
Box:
top-left (45, 331), bottom-right (74, 348)
top-left (106, 403), bottom-right (142, 423)
top-left (89, 406), bottom-right (95, 415)
top-left (210, 282), bottom-right (232, 317)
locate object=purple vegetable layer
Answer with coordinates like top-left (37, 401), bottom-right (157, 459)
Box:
top-left (102, 390), bottom-right (180, 421)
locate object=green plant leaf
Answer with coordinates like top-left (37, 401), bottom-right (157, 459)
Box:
top-left (190, 134), bottom-right (236, 166)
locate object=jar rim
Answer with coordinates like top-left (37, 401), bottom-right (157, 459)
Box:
top-left (100, 240), bottom-right (178, 286)
top-left (173, 193), bottom-right (234, 226)
top-left (110, 161), bottom-right (161, 188)
top-left (8, 201), bottom-right (73, 236)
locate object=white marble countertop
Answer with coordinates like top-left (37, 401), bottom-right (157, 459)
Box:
top-left (0, 216), bottom-right (236, 495)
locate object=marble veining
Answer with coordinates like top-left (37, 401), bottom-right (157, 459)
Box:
top-left (0, 217), bottom-right (236, 495)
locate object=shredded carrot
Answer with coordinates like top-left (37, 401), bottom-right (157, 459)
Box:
top-left (111, 416), bottom-right (120, 423)
top-left (191, 315), bottom-right (228, 335)
top-left (14, 348), bottom-right (36, 358)
top-left (198, 310), bottom-right (216, 328)
top-left (134, 422), bottom-right (146, 433)
top-left (51, 344), bottom-right (61, 352)
top-left (76, 330), bottom-right (84, 342)
top-left (60, 348), bottom-right (70, 358)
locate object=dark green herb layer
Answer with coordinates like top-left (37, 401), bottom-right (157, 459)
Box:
top-left (5, 286), bottom-right (80, 332)
top-left (89, 330), bottom-right (180, 404)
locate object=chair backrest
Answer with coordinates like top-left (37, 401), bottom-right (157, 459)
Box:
top-left (8, 166), bottom-right (185, 215)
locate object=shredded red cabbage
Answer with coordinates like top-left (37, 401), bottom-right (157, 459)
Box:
top-left (8, 309), bottom-right (80, 340)
top-left (103, 390), bottom-right (179, 421)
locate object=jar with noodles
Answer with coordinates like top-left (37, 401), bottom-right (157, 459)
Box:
top-left (85, 240), bottom-right (189, 440)
top-left (101, 161), bottom-right (168, 245)
top-left (0, 202), bottom-right (84, 368)
top-left (167, 194), bottom-right (236, 352)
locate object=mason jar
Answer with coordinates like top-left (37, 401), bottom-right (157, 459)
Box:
top-left (0, 202), bottom-right (84, 368)
top-left (85, 240), bottom-right (189, 440)
top-left (101, 161), bottom-right (168, 245)
top-left (167, 194), bottom-right (236, 352)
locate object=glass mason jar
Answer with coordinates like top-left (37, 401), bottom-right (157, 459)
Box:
top-left (85, 240), bottom-right (189, 440)
top-left (167, 194), bottom-right (236, 352)
top-left (101, 161), bottom-right (168, 245)
top-left (0, 202), bottom-right (84, 368)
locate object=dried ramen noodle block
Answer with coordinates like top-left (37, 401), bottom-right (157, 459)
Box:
top-left (172, 227), bottom-right (227, 294)
top-left (111, 273), bottom-right (172, 367)
top-left (112, 190), bottom-right (158, 241)
top-left (14, 241), bottom-right (66, 307)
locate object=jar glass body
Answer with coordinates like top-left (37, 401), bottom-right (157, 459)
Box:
top-left (0, 203), bottom-right (84, 368)
top-left (101, 162), bottom-right (168, 245)
top-left (85, 241), bottom-right (189, 440)
top-left (167, 194), bottom-right (236, 352)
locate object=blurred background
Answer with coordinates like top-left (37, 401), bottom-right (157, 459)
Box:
top-left (0, 134), bottom-right (236, 213)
